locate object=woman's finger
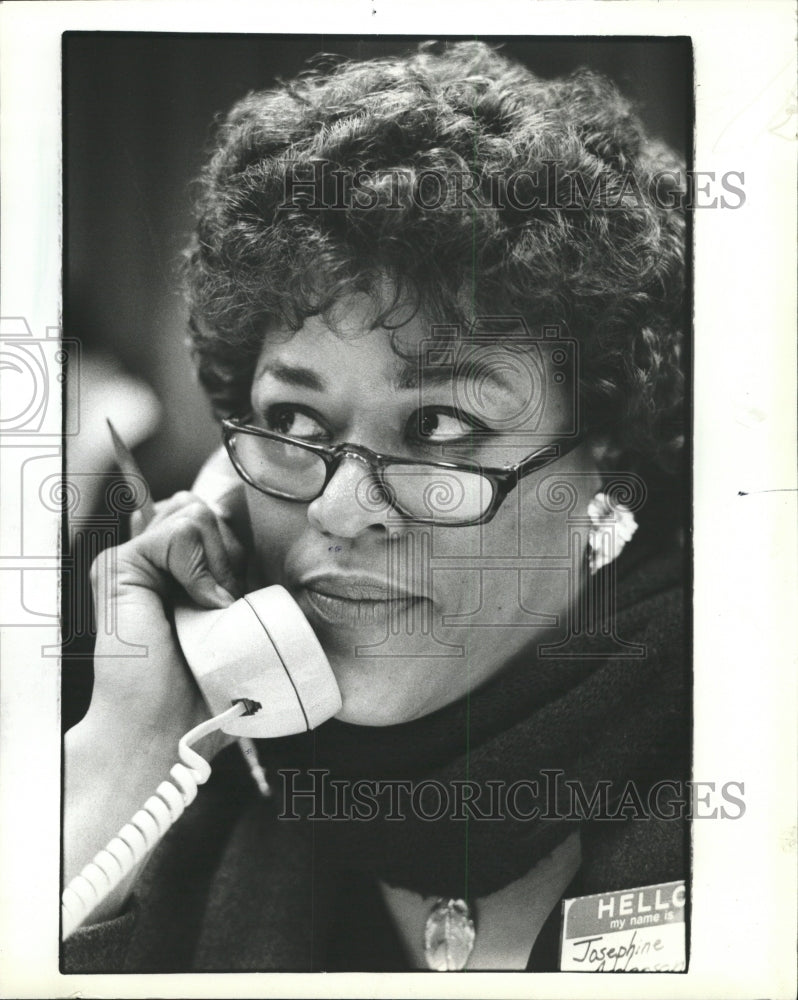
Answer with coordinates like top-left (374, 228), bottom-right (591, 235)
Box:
top-left (113, 504), bottom-right (242, 611)
top-left (137, 491), bottom-right (247, 592)
top-left (160, 510), bottom-right (241, 608)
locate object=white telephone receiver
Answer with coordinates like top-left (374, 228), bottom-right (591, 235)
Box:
top-left (173, 585), bottom-right (342, 738)
top-left (170, 442), bottom-right (342, 737)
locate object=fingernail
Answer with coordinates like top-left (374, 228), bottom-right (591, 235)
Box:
top-left (213, 583), bottom-right (236, 607)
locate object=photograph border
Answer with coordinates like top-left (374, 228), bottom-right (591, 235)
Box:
top-left (1, 2), bottom-right (795, 998)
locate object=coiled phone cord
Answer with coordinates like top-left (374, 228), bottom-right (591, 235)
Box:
top-left (61, 702), bottom-right (249, 940)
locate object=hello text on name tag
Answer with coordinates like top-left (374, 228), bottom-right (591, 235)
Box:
top-left (559, 880), bottom-right (686, 972)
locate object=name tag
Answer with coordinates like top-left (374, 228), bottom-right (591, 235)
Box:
top-left (559, 880), bottom-right (686, 971)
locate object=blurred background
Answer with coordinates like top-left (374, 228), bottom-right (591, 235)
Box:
top-left (62, 34), bottom-right (692, 727)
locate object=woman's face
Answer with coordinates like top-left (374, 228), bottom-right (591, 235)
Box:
top-left (245, 296), bottom-right (601, 725)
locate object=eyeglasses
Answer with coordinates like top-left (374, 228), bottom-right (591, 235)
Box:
top-left (222, 416), bottom-right (584, 527)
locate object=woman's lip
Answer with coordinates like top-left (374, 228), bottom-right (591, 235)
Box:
top-left (298, 574), bottom-right (423, 602)
top-left (297, 586), bottom-right (428, 629)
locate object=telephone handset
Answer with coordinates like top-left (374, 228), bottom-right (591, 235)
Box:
top-left (173, 584), bottom-right (342, 737)
top-left (63, 586), bottom-right (341, 939)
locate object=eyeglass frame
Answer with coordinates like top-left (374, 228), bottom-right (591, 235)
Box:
top-left (221, 415), bottom-right (587, 527)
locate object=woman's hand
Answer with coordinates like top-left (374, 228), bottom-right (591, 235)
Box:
top-left (92, 491), bottom-right (245, 722)
top-left (64, 489), bottom-right (246, 923)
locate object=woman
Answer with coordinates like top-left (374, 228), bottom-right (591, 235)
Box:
top-left (63, 40), bottom-right (688, 971)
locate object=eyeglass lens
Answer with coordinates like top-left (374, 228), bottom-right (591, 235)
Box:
top-left (229, 431), bottom-right (496, 523)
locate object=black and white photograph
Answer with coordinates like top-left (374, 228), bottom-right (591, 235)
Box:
top-left (59, 33), bottom-right (693, 973)
top-left (0, 2), bottom-right (795, 997)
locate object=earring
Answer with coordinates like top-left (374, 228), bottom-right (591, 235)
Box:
top-left (586, 492), bottom-right (638, 575)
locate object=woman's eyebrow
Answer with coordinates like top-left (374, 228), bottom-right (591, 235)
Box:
top-left (395, 360), bottom-right (514, 393)
top-left (255, 361), bottom-right (327, 391)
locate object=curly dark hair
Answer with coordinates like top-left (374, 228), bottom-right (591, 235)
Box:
top-left (184, 40), bottom-right (686, 476)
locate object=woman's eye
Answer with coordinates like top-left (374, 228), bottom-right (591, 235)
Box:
top-left (265, 406), bottom-right (327, 440)
top-left (413, 409), bottom-right (479, 443)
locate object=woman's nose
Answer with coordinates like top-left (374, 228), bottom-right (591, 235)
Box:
top-left (306, 455), bottom-right (393, 538)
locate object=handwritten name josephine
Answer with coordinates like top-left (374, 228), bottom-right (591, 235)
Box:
top-left (569, 929), bottom-right (682, 972)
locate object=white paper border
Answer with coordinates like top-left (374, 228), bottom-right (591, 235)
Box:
top-left (1, 1), bottom-right (795, 998)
